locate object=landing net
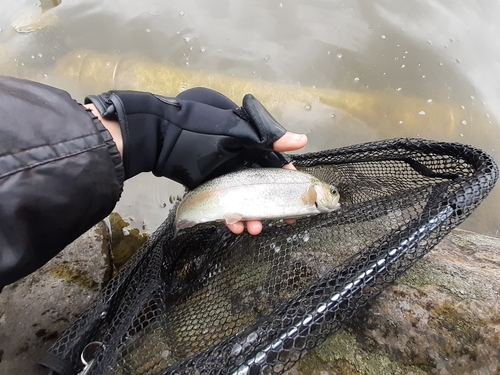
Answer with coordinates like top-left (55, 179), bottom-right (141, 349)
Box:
top-left (43, 138), bottom-right (498, 375)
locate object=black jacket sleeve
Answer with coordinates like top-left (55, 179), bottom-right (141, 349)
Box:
top-left (0, 76), bottom-right (124, 288)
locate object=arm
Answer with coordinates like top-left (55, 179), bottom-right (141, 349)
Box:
top-left (0, 78), bottom-right (306, 288)
top-left (0, 76), bottom-right (124, 289)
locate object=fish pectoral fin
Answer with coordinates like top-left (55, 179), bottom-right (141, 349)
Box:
top-left (176, 219), bottom-right (197, 230)
top-left (223, 213), bottom-right (243, 225)
top-left (301, 185), bottom-right (317, 206)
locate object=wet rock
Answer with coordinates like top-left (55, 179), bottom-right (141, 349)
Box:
top-left (292, 229), bottom-right (500, 375)
top-left (0, 221), bottom-right (111, 375)
top-left (1, 227), bottom-right (499, 374)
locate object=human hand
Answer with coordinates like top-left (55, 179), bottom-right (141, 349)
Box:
top-left (85, 87), bottom-right (300, 189)
top-left (85, 87), bottom-right (307, 235)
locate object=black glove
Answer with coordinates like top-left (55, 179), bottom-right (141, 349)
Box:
top-left (85, 87), bottom-right (290, 189)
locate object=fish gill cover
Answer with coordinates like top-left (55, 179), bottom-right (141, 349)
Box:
top-left (42, 138), bottom-right (498, 375)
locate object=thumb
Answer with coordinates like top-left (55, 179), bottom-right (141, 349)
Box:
top-left (273, 131), bottom-right (308, 152)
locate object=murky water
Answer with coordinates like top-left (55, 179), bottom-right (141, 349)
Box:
top-left (1, 0), bottom-right (499, 236)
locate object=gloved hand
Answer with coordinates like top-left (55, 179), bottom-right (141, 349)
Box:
top-left (85, 87), bottom-right (292, 190)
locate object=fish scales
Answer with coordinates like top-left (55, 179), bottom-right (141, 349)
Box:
top-left (175, 168), bottom-right (340, 231)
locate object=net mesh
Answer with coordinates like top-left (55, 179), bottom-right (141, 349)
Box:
top-left (42, 138), bottom-right (498, 375)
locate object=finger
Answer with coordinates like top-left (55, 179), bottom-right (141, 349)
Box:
top-left (282, 162), bottom-right (296, 170)
top-left (226, 222), bottom-right (245, 234)
top-left (245, 220), bottom-right (263, 235)
top-left (285, 219), bottom-right (296, 225)
top-left (273, 132), bottom-right (307, 152)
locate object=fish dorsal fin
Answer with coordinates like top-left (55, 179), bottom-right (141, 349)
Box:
top-left (223, 213), bottom-right (243, 225)
top-left (301, 185), bottom-right (317, 206)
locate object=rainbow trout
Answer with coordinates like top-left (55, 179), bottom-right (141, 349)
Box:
top-left (175, 168), bottom-right (340, 231)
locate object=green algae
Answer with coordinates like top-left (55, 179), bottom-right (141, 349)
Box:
top-left (109, 212), bottom-right (148, 270)
top-left (397, 256), bottom-right (495, 300)
top-left (48, 263), bottom-right (98, 289)
top-left (297, 329), bottom-right (428, 375)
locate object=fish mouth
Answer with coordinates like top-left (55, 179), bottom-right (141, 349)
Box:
top-left (316, 193), bottom-right (341, 212)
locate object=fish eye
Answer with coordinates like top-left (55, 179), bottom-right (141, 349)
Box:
top-left (329, 185), bottom-right (338, 195)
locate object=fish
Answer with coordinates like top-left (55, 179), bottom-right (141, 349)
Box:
top-left (175, 168), bottom-right (341, 231)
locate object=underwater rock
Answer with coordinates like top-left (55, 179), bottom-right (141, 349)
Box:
top-left (0, 221), bottom-right (112, 375)
top-left (292, 229), bottom-right (500, 375)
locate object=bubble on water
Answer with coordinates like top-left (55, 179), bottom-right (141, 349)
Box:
top-left (422, 75), bottom-right (426, 78)
top-left (353, 77), bottom-right (360, 83)
top-left (217, 49), bottom-right (221, 53)
top-left (280, 2), bottom-right (283, 7)
top-left (303, 233), bottom-right (310, 243)
top-left (304, 105), bottom-right (311, 111)
top-left (264, 54), bottom-right (270, 61)
top-left (470, 95), bottom-right (475, 100)
top-left (184, 36), bottom-right (191, 42)
top-left (77, 54), bottom-right (81, 59)
top-left (270, 243), bottom-right (275, 249)
top-left (105, 61), bottom-right (111, 67)
top-left (37, 53), bottom-right (43, 58)
top-left (185, 61), bottom-right (189, 65)
top-left (337, 53), bottom-right (343, 59)
top-left (460, 133), bottom-right (464, 137)
top-left (418, 110), bottom-right (426, 116)
top-left (456, 58), bottom-right (461, 63)
top-left (327, 50), bottom-right (331, 55)
top-left (396, 87), bottom-right (402, 91)
top-left (461, 105), bottom-right (466, 110)
top-left (331, 113), bottom-right (336, 118)
top-left (401, 64), bottom-right (406, 68)
top-left (399, 120), bottom-right (403, 124)
top-left (286, 237), bottom-right (292, 243)
top-left (179, 86), bottom-right (186, 92)
top-left (149, 3), bottom-right (163, 16)
top-left (292, 234), bottom-right (297, 241)
top-left (200, 47), bottom-right (206, 53)
top-left (145, 28), bottom-right (151, 33)
top-left (43, 73), bottom-right (48, 77)
top-left (274, 245), bottom-right (281, 253)
top-left (427, 99), bottom-right (433, 104)
top-left (179, 10), bottom-right (185, 17)
top-left (381, 34), bottom-right (387, 40)
top-left (31, 55), bottom-right (35, 59)
top-left (461, 120), bottom-right (467, 125)
top-left (439, 62), bottom-right (443, 66)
